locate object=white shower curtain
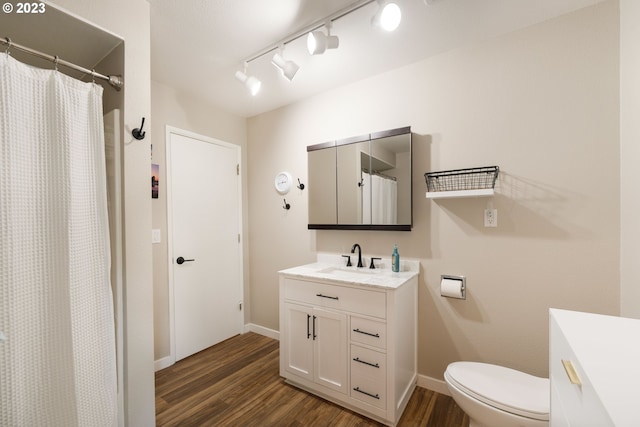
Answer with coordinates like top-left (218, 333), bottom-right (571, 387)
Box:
top-left (0, 55), bottom-right (117, 426)
top-left (361, 172), bottom-right (397, 224)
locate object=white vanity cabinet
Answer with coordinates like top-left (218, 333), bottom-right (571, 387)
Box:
top-left (279, 265), bottom-right (418, 426)
top-left (550, 309), bottom-right (640, 426)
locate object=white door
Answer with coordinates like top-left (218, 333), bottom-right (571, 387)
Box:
top-left (167, 127), bottom-right (243, 361)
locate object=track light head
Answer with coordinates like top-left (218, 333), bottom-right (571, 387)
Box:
top-left (307, 25), bottom-right (339, 55)
top-left (235, 70), bottom-right (261, 96)
top-left (272, 52), bottom-right (300, 81)
top-left (372, 1), bottom-right (402, 32)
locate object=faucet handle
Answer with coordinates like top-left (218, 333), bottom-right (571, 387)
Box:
top-left (342, 255), bottom-right (352, 267)
top-left (369, 257), bottom-right (382, 269)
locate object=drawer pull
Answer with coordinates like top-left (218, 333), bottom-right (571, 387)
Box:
top-left (316, 293), bottom-right (339, 300)
top-left (353, 328), bottom-right (380, 338)
top-left (353, 357), bottom-right (379, 368)
top-left (561, 359), bottom-right (582, 386)
top-left (353, 387), bottom-right (380, 400)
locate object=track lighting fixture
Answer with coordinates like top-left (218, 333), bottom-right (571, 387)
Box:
top-left (236, 0), bottom-right (403, 93)
top-left (235, 63), bottom-right (261, 96)
top-left (272, 49), bottom-right (300, 81)
top-left (371, 1), bottom-right (402, 32)
top-left (307, 22), bottom-right (339, 55)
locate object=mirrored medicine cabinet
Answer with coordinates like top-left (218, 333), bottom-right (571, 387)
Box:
top-left (307, 126), bottom-right (412, 231)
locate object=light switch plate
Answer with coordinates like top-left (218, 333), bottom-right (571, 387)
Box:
top-left (152, 229), bottom-right (161, 243)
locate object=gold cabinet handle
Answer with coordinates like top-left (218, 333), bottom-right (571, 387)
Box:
top-left (561, 359), bottom-right (582, 386)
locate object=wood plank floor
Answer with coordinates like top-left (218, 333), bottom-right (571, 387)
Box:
top-left (156, 332), bottom-right (469, 427)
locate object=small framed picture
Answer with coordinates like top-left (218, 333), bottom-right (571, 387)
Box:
top-left (152, 164), bottom-right (159, 199)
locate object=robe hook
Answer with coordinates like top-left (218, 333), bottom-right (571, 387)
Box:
top-left (132, 117), bottom-right (146, 140)
top-left (4, 37), bottom-right (11, 55)
top-left (283, 199), bottom-right (291, 210)
top-left (297, 178), bottom-right (305, 190)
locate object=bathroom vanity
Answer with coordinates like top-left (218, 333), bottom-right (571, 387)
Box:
top-left (279, 259), bottom-right (418, 426)
top-left (550, 309), bottom-right (640, 426)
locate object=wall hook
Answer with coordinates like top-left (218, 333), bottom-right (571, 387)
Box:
top-left (132, 117), bottom-right (146, 140)
top-left (297, 178), bottom-right (305, 190)
top-left (358, 178), bottom-right (364, 187)
top-left (283, 199), bottom-right (291, 210)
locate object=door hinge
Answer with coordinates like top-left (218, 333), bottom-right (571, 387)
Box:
top-left (238, 233), bottom-right (240, 243)
top-left (239, 302), bottom-right (243, 311)
top-left (236, 164), bottom-right (239, 175)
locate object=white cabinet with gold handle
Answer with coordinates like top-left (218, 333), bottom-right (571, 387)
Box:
top-left (550, 309), bottom-right (640, 426)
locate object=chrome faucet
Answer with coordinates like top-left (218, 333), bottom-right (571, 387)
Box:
top-left (351, 243), bottom-right (364, 268)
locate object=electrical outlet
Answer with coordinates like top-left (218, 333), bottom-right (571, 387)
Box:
top-left (484, 209), bottom-right (497, 227)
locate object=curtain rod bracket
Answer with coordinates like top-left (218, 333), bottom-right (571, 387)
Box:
top-left (108, 75), bottom-right (123, 91)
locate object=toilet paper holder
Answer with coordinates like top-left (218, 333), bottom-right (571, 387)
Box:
top-left (441, 274), bottom-right (466, 300)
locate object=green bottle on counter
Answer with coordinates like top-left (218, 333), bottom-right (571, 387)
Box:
top-left (392, 244), bottom-right (400, 272)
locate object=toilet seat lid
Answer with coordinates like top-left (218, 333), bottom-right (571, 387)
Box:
top-left (445, 361), bottom-right (549, 421)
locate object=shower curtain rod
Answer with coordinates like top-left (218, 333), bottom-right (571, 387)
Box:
top-left (363, 169), bottom-right (397, 181)
top-left (1, 37), bottom-right (123, 91)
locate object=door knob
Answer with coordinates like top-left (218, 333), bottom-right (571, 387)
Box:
top-left (176, 256), bottom-right (195, 265)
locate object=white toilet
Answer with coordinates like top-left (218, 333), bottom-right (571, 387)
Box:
top-left (444, 361), bottom-right (549, 427)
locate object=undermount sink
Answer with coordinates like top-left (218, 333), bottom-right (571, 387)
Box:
top-left (316, 266), bottom-right (380, 276)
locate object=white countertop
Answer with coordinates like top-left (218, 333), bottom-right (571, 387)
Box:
top-left (279, 261), bottom-right (419, 290)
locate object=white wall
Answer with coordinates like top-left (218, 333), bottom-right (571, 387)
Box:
top-left (49, 0), bottom-right (154, 424)
top-left (248, 1), bottom-right (620, 380)
top-left (150, 81), bottom-right (248, 363)
top-left (620, 0), bottom-right (640, 318)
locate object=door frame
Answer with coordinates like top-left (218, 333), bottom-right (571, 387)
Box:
top-left (165, 125), bottom-right (244, 366)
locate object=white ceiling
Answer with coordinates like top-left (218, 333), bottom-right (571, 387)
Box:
top-left (149, 0), bottom-right (606, 118)
top-left (1, 0), bottom-right (607, 118)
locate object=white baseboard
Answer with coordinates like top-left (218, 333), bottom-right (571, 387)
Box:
top-left (417, 374), bottom-right (450, 396)
top-left (154, 354), bottom-right (174, 372)
top-left (244, 323), bottom-right (280, 340)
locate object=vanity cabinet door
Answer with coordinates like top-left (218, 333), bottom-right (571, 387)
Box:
top-left (314, 308), bottom-right (348, 394)
top-left (282, 302), bottom-right (314, 381)
top-left (282, 303), bottom-right (348, 394)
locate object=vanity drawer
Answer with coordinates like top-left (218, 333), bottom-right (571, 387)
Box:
top-left (350, 345), bottom-right (386, 410)
top-left (283, 278), bottom-right (386, 318)
top-left (351, 316), bottom-right (386, 350)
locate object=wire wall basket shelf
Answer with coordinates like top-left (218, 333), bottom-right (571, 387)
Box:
top-left (425, 166), bottom-right (499, 198)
